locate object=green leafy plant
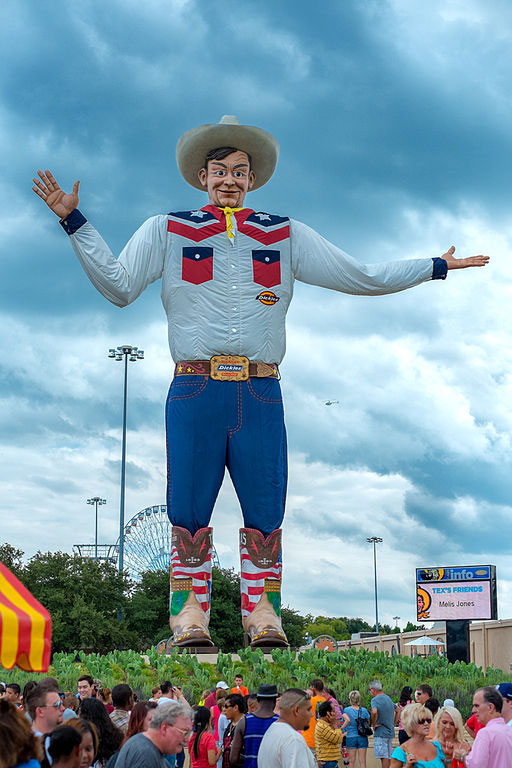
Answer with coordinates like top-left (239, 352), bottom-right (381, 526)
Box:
top-left (5, 646), bottom-right (510, 720)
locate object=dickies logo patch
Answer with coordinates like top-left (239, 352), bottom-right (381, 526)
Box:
top-left (256, 291), bottom-right (280, 306)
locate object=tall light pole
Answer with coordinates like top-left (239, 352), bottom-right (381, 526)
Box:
top-left (108, 345), bottom-right (144, 574)
top-left (366, 536), bottom-right (383, 633)
top-left (393, 615), bottom-right (401, 628)
top-left (86, 497), bottom-right (106, 561)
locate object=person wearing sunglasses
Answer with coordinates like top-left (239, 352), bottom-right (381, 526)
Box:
top-left (258, 688), bottom-right (315, 768)
top-left (114, 699), bottom-right (192, 768)
top-left (390, 703), bottom-right (445, 767)
top-left (222, 695), bottom-right (246, 768)
top-left (25, 684), bottom-right (63, 737)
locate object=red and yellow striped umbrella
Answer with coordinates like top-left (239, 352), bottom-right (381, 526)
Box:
top-left (0, 562), bottom-right (51, 672)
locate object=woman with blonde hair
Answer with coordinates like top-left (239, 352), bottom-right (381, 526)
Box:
top-left (390, 703), bottom-right (445, 767)
top-left (434, 705), bottom-right (470, 766)
top-left (0, 699), bottom-right (42, 768)
top-left (342, 690), bottom-right (370, 768)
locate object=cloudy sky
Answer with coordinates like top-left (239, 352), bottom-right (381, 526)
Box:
top-left (1, 0), bottom-right (511, 632)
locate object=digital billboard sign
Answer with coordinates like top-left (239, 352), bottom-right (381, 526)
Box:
top-left (416, 565), bottom-right (497, 622)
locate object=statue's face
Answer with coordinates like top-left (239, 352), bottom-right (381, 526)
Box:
top-left (198, 150), bottom-right (255, 208)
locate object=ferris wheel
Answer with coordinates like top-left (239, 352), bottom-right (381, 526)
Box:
top-left (116, 504), bottom-right (220, 581)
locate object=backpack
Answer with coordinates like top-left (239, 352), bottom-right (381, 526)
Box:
top-left (356, 708), bottom-right (373, 737)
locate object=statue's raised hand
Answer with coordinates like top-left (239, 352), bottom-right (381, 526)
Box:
top-left (32, 170), bottom-right (80, 220)
top-left (442, 245), bottom-right (489, 269)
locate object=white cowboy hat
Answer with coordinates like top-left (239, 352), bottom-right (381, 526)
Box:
top-left (176, 115), bottom-right (279, 191)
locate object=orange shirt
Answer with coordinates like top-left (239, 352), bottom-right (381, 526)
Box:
top-left (302, 695), bottom-right (326, 748)
top-left (231, 685), bottom-right (249, 696)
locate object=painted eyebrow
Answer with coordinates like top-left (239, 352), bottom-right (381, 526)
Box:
top-left (210, 161), bottom-right (249, 169)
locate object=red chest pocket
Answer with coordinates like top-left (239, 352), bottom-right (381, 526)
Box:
top-left (252, 250), bottom-right (281, 288)
top-left (182, 247), bottom-right (213, 284)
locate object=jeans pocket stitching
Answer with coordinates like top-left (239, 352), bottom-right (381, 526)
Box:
top-left (246, 379), bottom-right (282, 404)
top-left (169, 379), bottom-right (208, 400)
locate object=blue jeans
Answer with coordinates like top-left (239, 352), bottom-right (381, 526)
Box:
top-left (346, 735), bottom-right (369, 749)
top-left (166, 376), bottom-right (287, 536)
top-left (318, 762), bottom-right (339, 768)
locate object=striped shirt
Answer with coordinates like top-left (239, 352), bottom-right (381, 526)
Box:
top-left (243, 713), bottom-right (279, 768)
top-left (314, 719), bottom-right (344, 761)
top-left (109, 708), bottom-right (130, 733)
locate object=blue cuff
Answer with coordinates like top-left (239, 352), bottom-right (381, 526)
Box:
top-left (432, 257), bottom-right (447, 280)
top-left (60, 209), bottom-right (87, 235)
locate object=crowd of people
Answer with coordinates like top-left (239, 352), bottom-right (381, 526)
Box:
top-left (1, 673), bottom-right (512, 768)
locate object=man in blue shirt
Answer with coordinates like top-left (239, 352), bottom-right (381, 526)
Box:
top-left (370, 680), bottom-right (396, 768)
top-left (230, 684), bottom-right (279, 768)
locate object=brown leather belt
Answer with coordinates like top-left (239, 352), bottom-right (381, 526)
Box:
top-left (174, 356), bottom-right (279, 381)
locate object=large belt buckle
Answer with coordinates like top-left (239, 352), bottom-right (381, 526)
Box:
top-left (210, 355), bottom-right (249, 381)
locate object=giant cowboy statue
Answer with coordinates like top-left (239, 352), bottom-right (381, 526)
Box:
top-left (33, 116), bottom-right (489, 649)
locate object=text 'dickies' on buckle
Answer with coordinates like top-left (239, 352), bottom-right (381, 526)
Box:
top-left (210, 355), bottom-right (249, 381)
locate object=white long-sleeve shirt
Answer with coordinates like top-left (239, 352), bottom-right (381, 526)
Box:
top-left (61, 205), bottom-right (446, 364)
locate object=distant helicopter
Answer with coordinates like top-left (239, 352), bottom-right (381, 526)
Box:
top-left (324, 400), bottom-right (339, 406)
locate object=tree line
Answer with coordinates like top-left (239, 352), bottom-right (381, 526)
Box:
top-left (0, 542), bottom-right (422, 654)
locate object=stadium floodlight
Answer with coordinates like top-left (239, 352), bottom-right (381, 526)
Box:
top-left (366, 536), bottom-right (383, 633)
top-left (108, 345), bottom-right (144, 573)
top-left (86, 497), bottom-right (107, 561)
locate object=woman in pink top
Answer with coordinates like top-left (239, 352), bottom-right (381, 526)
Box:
top-left (188, 706), bottom-right (222, 768)
top-left (211, 689), bottom-right (227, 740)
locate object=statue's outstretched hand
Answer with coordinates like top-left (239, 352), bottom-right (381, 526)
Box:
top-left (32, 170), bottom-right (80, 220)
top-left (442, 245), bottom-right (489, 270)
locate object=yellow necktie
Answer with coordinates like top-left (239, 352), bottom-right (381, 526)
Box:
top-left (221, 206), bottom-right (244, 243)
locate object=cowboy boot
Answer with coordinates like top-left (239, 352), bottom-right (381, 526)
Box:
top-left (239, 528), bottom-right (289, 648)
top-left (169, 526), bottom-right (214, 647)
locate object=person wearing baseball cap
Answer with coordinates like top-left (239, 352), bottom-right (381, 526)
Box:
top-left (33, 117), bottom-right (490, 651)
top-left (204, 681), bottom-right (229, 710)
top-left (496, 684), bottom-right (512, 725)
